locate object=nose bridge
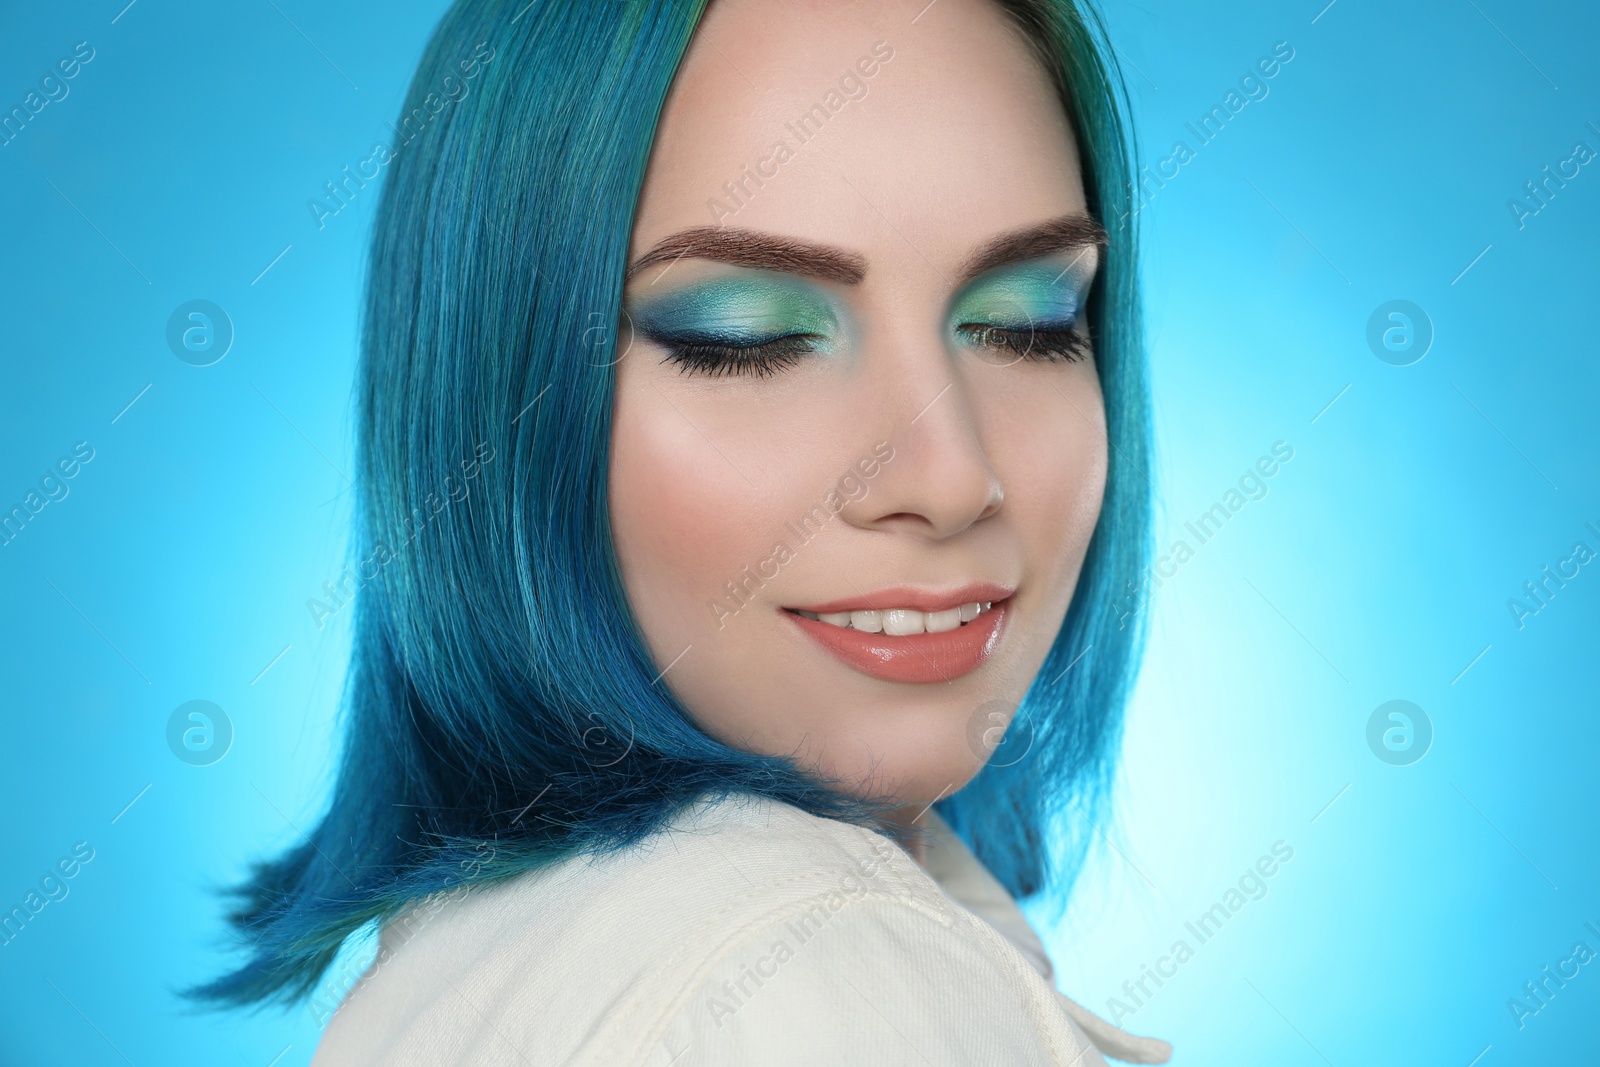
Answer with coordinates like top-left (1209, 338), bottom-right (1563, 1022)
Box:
top-left (841, 343), bottom-right (1004, 539)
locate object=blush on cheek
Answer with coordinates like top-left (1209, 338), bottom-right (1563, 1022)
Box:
top-left (996, 373), bottom-right (1107, 624)
top-left (609, 395), bottom-right (774, 641)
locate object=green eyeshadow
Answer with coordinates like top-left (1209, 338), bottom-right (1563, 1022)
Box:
top-left (948, 258), bottom-right (1093, 335)
top-left (628, 271), bottom-right (842, 349)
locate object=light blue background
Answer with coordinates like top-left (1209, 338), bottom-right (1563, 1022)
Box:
top-left (1, 1), bottom-right (1594, 1064)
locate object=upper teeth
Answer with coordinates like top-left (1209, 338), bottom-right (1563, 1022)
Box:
top-left (794, 601), bottom-right (994, 635)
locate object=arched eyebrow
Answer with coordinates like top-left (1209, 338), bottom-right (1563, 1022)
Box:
top-left (955, 213), bottom-right (1107, 287)
top-left (626, 227), bottom-right (867, 285)
top-left (625, 213), bottom-right (1107, 287)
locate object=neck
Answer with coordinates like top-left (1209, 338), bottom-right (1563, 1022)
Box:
top-left (887, 802), bottom-right (932, 865)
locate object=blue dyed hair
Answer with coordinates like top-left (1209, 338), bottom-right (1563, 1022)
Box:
top-left (197, 0), bottom-right (1146, 1007)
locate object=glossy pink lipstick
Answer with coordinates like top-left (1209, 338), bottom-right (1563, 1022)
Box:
top-left (782, 582), bottom-right (1014, 684)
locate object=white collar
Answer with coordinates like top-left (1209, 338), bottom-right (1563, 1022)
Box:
top-left (917, 809), bottom-right (1172, 1065)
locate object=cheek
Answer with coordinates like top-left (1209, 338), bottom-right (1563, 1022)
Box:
top-left (992, 366), bottom-right (1107, 590)
top-left (608, 368), bottom-right (818, 662)
top-left (608, 391), bottom-right (750, 645)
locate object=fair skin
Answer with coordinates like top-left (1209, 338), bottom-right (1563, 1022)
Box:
top-left (609, 0), bottom-right (1108, 857)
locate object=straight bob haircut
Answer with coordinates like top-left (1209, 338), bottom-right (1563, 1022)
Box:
top-left (197, 0), bottom-right (1148, 1007)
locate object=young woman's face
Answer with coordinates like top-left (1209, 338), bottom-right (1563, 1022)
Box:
top-left (610, 0), bottom-right (1107, 815)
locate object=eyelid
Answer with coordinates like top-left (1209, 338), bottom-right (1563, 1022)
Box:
top-left (625, 270), bottom-right (846, 382)
top-left (946, 258), bottom-right (1093, 342)
top-left (625, 271), bottom-right (843, 333)
top-left (950, 254), bottom-right (1098, 303)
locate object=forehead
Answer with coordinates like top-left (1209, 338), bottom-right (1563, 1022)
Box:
top-left (631, 0), bottom-right (1089, 272)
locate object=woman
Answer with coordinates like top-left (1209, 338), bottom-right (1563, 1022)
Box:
top-left (199, 0), bottom-right (1167, 1062)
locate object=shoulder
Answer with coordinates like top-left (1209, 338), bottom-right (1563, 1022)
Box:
top-left (312, 794), bottom-right (1097, 1066)
top-left (637, 890), bottom-right (1102, 1066)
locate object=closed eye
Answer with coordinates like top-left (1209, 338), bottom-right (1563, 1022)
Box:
top-left (955, 322), bottom-right (1090, 362)
top-left (652, 333), bottom-right (825, 379)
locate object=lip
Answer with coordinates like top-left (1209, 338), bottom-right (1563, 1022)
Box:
top-left (785, 582), bottom-right (1016, 616)
top-left (782, 583), bottom-right (1015, 684)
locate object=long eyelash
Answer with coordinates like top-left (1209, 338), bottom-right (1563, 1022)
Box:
top-left (958, 324), bottom-right (1091, 362)
top-left (654, 334), bottom-right (820, 379)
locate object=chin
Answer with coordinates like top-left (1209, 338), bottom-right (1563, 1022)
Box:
top-left (814, 719), bottom-right (995, 811)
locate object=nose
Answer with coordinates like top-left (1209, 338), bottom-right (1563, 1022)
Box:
top-left (840, 365), bottom-right (1004, 540)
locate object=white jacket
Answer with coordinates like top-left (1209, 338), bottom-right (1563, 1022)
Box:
top-left (312, 793), bottom-right (1170, 1065)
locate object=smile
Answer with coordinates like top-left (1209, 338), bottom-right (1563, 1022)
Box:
top-left (791, 601), bottom-right (995, 635)
top-left (782, 584), bottom-right (1013, 684)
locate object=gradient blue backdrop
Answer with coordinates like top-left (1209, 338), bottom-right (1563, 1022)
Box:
top-left (1, 1), bottom-right (1595, 1064)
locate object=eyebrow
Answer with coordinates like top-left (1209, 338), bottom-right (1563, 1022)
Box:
top-left (955, 213), bottom-right (1108, 287)
top-left (627, 227), bottom-right (867, 285)
top-left (625, 213), bottom-right (1107, 288)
